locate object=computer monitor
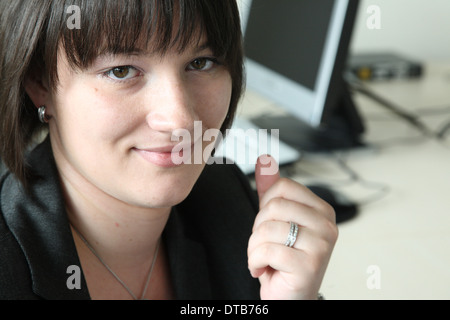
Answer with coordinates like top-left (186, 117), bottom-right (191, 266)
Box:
top-left (241, 0), bottom-right (365, 151)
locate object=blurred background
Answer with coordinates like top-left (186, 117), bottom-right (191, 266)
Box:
top-left (233, 0), bottom-right (450, 300)
top-left (351, 0), bottom-right (450, 61)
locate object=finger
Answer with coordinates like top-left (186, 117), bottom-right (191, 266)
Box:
top-left (248, 220), bottom-right (293, 249)
top-left (248, 219), bottom-right (323, 255)
top-left (255, 154), bottom-right (280, 202)
top-left (258, 178), bottom-right (334, 220)
top-left (249, 220), bottom-right (304, 251)
top-left (252, 197), bottom-right (323, 233)
top-left (248, 242), bottom-right (307, 278)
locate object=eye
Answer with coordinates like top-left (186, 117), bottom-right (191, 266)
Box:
top-left (104, 66), bottom-right (141, 81)
top-left (187, 58), bottom-right (217, 71)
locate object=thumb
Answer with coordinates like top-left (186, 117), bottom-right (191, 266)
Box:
top-left (255, 154), bottom-right (280, 202)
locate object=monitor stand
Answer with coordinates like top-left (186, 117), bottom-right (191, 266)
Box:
top-left (251, 86), bottom-right (365, 153)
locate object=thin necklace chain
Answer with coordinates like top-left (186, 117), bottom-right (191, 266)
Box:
top-left (71, 225), bottom-right (161, 300)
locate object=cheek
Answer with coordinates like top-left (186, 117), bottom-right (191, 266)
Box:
top-left (54, 83), bottom-right (137, 142)
top-left (194, 75), bottom-right (232, 129)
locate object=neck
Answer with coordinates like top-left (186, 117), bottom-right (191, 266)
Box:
top-left (62, 171), bottom-right (171, 270)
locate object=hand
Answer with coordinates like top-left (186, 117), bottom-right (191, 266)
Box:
top-left (247, 155), bottom-right (338, 300)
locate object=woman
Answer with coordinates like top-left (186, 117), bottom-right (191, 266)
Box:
top-left (0, 0), bottom-right (337, 300)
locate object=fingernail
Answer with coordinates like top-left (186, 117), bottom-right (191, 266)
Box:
top-left (259, 154), bottom-right (272, 166)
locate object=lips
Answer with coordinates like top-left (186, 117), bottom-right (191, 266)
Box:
top-left (133, 143), bottom-right (193, 168)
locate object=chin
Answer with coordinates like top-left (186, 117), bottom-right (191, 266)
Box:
top-left (131, 164), bottom-right (205, 208)
top-left (135, 189), bottom-right (191, 209)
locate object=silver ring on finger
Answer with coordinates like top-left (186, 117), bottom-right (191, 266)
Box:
top-left (284, 221), bottom-right (299, 248)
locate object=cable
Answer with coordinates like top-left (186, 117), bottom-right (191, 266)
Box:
top-left (290, 151), bottom-right (391, 207)
top-left (332, 151), bottom-right (391, 206)
top-left (344, 73), bottom-right (436, 138)
top-left (346, 74), bottom-right (450, 144)
top-left (437, 120), bottom-right (450, 139)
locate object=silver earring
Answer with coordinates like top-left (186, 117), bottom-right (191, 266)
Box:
top-left (38, 106), bottom-right (51, 124)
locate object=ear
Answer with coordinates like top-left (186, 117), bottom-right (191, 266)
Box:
top-left (23, 69), bottom-right (51, 110)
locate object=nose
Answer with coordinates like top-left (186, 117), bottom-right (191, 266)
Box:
top-left (145, 74), bottom-right (198, 134)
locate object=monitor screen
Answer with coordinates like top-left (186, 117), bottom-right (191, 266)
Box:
top-left (241, 0), bottom-right (360, 130)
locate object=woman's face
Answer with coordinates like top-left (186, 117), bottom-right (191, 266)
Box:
top-left (48, 37), bottom-right (232, 209)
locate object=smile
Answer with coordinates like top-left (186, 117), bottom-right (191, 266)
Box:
top-left (133, 147), bottom-right (185, 168)
top-left (133, 143), bottom-right (195, 168)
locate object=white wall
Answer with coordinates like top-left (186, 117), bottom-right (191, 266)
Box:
top-left (351, 0), bottom-right (450, 61)
top-left (238, 0), bottom-right (450, 62)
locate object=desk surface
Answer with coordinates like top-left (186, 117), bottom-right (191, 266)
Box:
top-left (238, 61), bottom-right (450, 299)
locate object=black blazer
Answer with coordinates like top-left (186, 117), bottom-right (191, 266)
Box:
top-left (0, 138), bottom-right (260, 300)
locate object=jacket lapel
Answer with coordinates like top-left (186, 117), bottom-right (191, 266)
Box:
top-left (163, 207), bottom-right (212, 300)
top-left (1, 139), bottom-right (90, 299)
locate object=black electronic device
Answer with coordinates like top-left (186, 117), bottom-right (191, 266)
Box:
top-left (347, 52), bottom-right (423, 81)
top-left (308, 185), bottom-right (358, 223)
top-left (241, 0), bottom-right (364, 152)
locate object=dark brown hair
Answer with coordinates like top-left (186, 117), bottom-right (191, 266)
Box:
top-left (0, 0), bottom-right (244, 186)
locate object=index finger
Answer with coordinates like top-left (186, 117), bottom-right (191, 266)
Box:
top-left (259, 178), bottom-right (331, 212)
